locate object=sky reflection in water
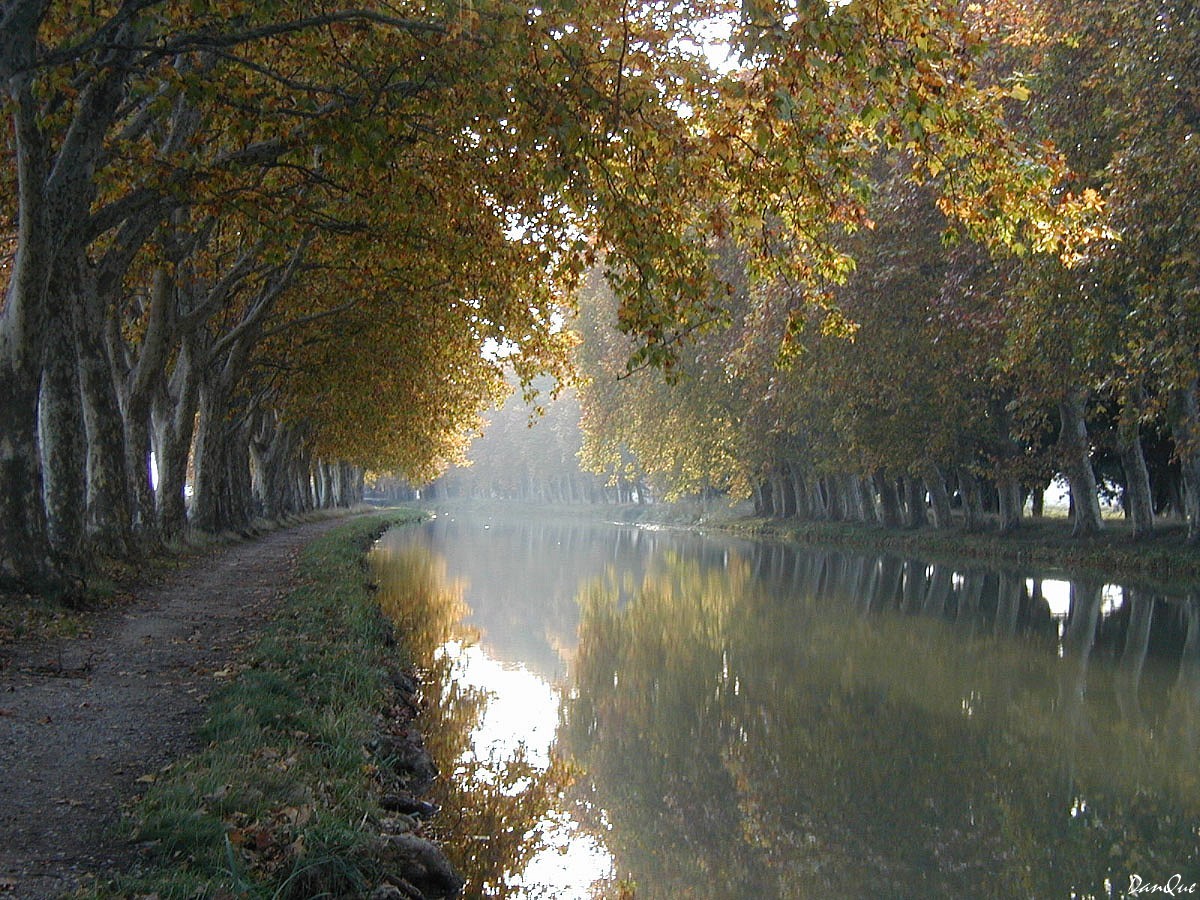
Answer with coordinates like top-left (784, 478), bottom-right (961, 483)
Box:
top-left (375, 514), bottom-right (1200, 899)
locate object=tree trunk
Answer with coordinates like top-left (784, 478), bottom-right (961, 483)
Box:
top-left (775, 466), bottom-right (797, 518)
top-left (903, 476), bottom-right (928, 529)
top-left (825, 475), bottom-right (846, 521)
top-left (957, 467), bottom-right (984, 532)
top-left (0, 365), bottom-right (56, 590)
top-left (808, 476), bottom-right (828, 520)
top-left (1030, 485), bottom-right (1045, 518)
top-left (118, 267), bottom-right (176, 541)
top-left (996, 475), bottom-right (1023, 534)
top-left (193, 385), bottom-right (235, 532)
top-left (842, 473), bottom-right (868, 523)
top-left (922, 462), bottom-right (953, 529)
top-left (873, 471), bottom-right (903, 528)
top-left (785, 462), bottom-right (810, 520)
top-left (152, 342), bottom-right (200, 538)
top-left (859, 475), bottom-right (878, 525)
top-left (1116, 415), bottom-right (1155, 540)
top-left (39, 299), bottom-right (88, 567)
top-left (1172, 379), bottom-right (1200, 543)
top-left (0, 17), bottom-right (129, 592)
top-left (1058, 389), bottom-right (1104, 537)
top-left (76, 302), bottom-right (134, 557)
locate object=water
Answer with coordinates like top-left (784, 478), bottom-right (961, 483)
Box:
top-left (372, 513), bottom-right (1200, 899)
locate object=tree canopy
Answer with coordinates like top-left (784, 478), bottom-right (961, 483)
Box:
top-left (2, 0), bottom-right (1184, 592)
top-left (574, 0), bottom-right (1200, 542)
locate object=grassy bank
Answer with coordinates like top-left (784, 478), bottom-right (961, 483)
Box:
top-left (1, 508), bottom-right (360, 648)
top-left (94, 509), bottom-right (455, 899)
top-left (722, 517), bottom-right (1200, 593)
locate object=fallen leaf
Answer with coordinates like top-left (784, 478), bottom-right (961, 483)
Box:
top-left (135, 774), bottom-right (157, 784)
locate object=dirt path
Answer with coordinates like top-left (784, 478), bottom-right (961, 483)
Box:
top-left (0, 518), bottom-right (347, 898)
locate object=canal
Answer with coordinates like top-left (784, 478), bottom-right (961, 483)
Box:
top-left (371, 512), bottom-right (1200, 899)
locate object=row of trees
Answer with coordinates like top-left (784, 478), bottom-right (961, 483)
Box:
top-left (3, 0), bottom-right (1111, 594)
top-left (0, 0), bottom-right (593, 593)
top-left (577, 0), bottom-right (1200, 541)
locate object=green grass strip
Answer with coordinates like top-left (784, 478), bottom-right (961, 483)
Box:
top-left (92, 510), bottom-right (424, 899)
top-left (724, 517), bottom-right (1200, 592)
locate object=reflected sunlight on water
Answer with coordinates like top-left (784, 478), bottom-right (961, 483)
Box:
top-left (435, 639), bottom-right (616, 898)
top-left (376, 514), bottom-right (1200, 900)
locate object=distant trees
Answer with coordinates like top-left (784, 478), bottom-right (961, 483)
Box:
top-left (429, 379), bottom-right (645, 505)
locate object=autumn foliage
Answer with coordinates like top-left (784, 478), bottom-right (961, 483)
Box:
top-left (2, 0), bottom-right (1195, 592)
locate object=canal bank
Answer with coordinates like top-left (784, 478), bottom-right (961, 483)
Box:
top-left (91, 511), bottom-right (463, 899)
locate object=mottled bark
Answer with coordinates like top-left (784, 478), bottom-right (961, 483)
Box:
top-left (0, 368), bottom-right (53, 589)
top-left (825, 475), bottom-right (847, 522)
top-left (808, 476), bottom-right (828, 521)
top-left (152, 340), bottom-right (200, 537)
top-left (854, 477), bottom-right (876, 524)
top-left (996, 475), bottom-right (1023, 534)
top-left (1030, 485), bottom-right (1045, 518)
top-left (118, 269), bottom-right (175, 538)
top-left (193, 385), bottom-right (255, 533)
top-left (752, 480), bottom-right (768, 517)
top-left (252, 415), bottom-right (300, 519)
top-left (0, 49), bottom-right (57, 589)
top-left (1058, 389), bottom-right (1104, 537)
top-left (39, 299), bottom-right (87, 565)
top-left (785, 462), bottom-right (811, 520)
top-left (1116, 417), bottom-right (1155, 540)
top-left (76, 299), bottom-right (134, 556)
top-left (842, 473), bottom-right (869, 523)
top-left (775, 466), bottom-right (797, 518)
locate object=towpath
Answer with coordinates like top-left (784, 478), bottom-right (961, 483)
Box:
top-left (0, 518), bottom-right (346, 898)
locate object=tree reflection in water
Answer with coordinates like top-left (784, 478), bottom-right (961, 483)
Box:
top-left (372, 540), bottom-right (578, 898)
top-left (562, 552), bottom-right (1200, 899)
top-left (372, 518), bottom-right (1200, 899)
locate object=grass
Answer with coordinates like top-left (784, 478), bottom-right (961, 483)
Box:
top-left (90, 509), bottom-right (426, 899)
top-left (723, 515), bottom-right (1200, 593)
top-left (1, 509), bottom-right (364, 648)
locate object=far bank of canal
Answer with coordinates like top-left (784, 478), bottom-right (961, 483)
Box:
top-left (371, 511), bottom-right (1200, 899)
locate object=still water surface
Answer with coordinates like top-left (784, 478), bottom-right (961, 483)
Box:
top-left (371, 513), bottom-right (1200, 899)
